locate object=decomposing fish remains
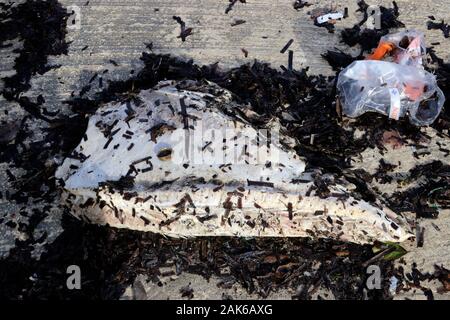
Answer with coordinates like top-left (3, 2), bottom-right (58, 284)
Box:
top-left (56, 80), bottom-right (412, 244)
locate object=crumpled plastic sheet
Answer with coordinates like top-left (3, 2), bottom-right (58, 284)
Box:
top-left (337, 30), bottom-right (445, 126)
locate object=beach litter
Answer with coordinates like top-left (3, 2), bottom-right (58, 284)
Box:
top-left (337, 30), bottom-right (445, 125)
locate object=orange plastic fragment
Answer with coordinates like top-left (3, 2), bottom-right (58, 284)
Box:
top-left (367, 42), bottom-right (395, 60)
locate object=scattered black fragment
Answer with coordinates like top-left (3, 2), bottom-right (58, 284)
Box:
top-left (144, 42), bottom-right (153, 52)
top-left (231, 19), bottom-right (246, 27)
top-left (288, 50), bottom-right (293, 70)
top-left (89, 73), bottom-right (98, 84)
top-left (179, 97), bottom-right (189, 129)
top-left (109, 59), bottom-right (119, 66)
top-left (341, 26), bottom-right (384, 54)
top-left (373, 159), bottom-right (397, 184)
top-left (416, 225), bottom-right (425, 248)
top-left (427, 19), bottom-right (450, 38)
top-left (343, 7), bottom-right (348, 18)
top-left (0, 120), bottom-right (21, 144)
top-left (173, 16), bottom-right (192, 42)
top-left (79, 84), bottom-right (91, 97)
top-left (36, 95), bottom-right (45, 105)
top-left (141, 166), bottom-right (153, 173)
top-left (5, 169), bottom-right (15, 181)
top-left (247, 180), bottom-right (274, 188)
top-left (225, 0), bottom-right (246, 14)
top-left (179, 28), bottom-right (193, 41)
top-left (423, 288), bottom-right (434, 300)
top-left (293, 0), bottom-right (311, 10)
top-left (280, 39), bottom-right (294, 54)
top-left (321, 49), bottom-right (359, 71)
top-left (431, 222), bottom-right (441, 232)
top-left (103, 137), bottom-right (113, 149)
top-left (179, 283), bottom-right (194, 299)
top-left (287, 202), bottom-right (293, 220)
top-left (388, 161), bottom-right (450, 219)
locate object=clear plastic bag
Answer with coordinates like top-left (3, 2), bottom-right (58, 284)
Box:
top-left (337, 30), bottom-right (444, 126)
top-left (337, 60), bottom-right (445, 126)
top-left (374, 30), bottom-right (427, 67)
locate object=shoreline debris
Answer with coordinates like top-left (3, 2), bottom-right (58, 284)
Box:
top-left (337, 30), bottom-right (445, 126)
top-left (225, 0), bottom-right (246, 14)
top-left (427, 18), bottom-right (450, 38)
top-left (173, 16), bottom-right (193, 42)
top-left (57, 81), bottom-right (413, 244)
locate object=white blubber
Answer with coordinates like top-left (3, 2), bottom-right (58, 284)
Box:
top-left (56, 80), bottom-right (413, 244)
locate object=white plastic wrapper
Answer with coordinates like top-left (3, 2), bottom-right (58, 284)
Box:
top-left (337, 60), bottom-right (445, 125)
top-left (316, 12), bottom-right (344, 24)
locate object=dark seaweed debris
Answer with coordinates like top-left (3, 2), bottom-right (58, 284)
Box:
top-left (0, 0), bottom-right (69, 98)
top-left (428, 49), bottom-right (450, 133)
top-left (280, 39), bottom-right (294, 54)
top-left (293, 1), bottom-right (311, 10)
top-left (427, 19), bottom-right (450, 38)
top-left (394, 264), bottom-right (449, 298)
top-left (0, 0), bottom-right (83, 204)
top-left (0, 214), bottom-right (394, 300)
top-left (321, 49), bottom-right (360, 71)
top-left (388, 161), bottom-right (450, 219)
top-left (230, 19), bottom-right (246, 27)
top-left (225, 0), bottom-right (246, 14)
top-left (340, 0), bottom-right (404, 54)
top-left (173, 16), bottom-right (193, 42)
